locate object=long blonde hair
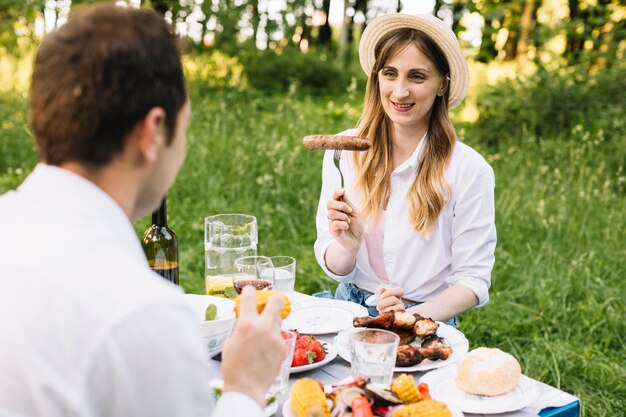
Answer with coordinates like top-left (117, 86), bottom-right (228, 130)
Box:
top-left (353, 28), bottom-right (457, 237)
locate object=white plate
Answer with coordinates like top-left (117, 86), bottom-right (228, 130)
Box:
top-left (290, 343), bottom-right (338, 373)
top-left (334, 322), bottom-right (469, 372)
top-left (282, 396), bottom-right (465, 417)
top-left (283, 299), bottom-right (368, 335)
top-left (291, 299), bottom-right (369, 317)
top-left (420, 366), bottom-right (540, 414)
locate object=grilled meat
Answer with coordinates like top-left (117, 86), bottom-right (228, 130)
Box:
top-left (395, 344), bottom-right (454, 367)
top-left (394, 329), bottom-right (416, 345)
top-left (413, 315), bottom-right (439, 339)
top-left (392, 311), bottom-right (417, 331)
top-left (353, 312), bottom-right (452, 366)
top-left (353, 311), bottom-right (394, 329)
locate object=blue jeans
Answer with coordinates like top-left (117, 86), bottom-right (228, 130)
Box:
top-left (314, 282), bottom-right (458, 327)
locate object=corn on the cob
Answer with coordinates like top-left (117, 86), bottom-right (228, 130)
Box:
top-left (391, 400), bottom-right (452, 417)
top-left (290, 378), bottom-right (329, 417)
top-left (234, 290), bottom-right (291, 318)
top-left (391, 373), bottom-right (421, 404)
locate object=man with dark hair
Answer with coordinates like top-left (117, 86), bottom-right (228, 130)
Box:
top-left (0, 4), bottom-right (286, 416)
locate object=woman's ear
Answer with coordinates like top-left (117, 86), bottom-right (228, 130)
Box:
top-left (438, 75), bottom-right (450, 97)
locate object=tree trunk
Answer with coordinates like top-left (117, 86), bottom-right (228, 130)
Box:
top-left (317, 0), bottom-right (332, 46)
top-left (516, 0), bottom-right (535, 69)
top-left (338, 0), bottom-right (351, 65)
top-left (250, 0), bottom-right (260, 45)
top-left (151, 0), bottom-right (169, 16)
top-left (565, 0), bottom-right (585, 64)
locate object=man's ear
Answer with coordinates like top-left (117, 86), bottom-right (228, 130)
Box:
top-left (135, 107), bottom-right (166, 163)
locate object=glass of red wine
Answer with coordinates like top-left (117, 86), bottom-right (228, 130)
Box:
top-left (233, 256), bottom-right (275, 294)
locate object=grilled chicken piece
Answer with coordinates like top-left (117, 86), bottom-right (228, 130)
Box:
top-left (353, 311), bottom-right (394, 329)
top-left (395, 329), bottom-right (416, 345)
top-left (396, 345), bottom-right (427, 367)
top-left (421, 336), bottom-right (449, 349)
top-left (395, 344), bottom-right (454, 367)
top-left (413, 314), bottom-right (439, 339)
top-left (392, 311), bottom-right (417, 331)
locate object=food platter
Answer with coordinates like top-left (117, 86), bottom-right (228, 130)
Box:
top-left (282, 397), bottom-right (465, 417)
top-left (334, 322), bottom-right (469, 372)
top-left (283, 300), bottom-right (369, 335)
top-left (290, 343), bottom-right (338, 374)
top-left (420, 365), bottom-right (540, 414)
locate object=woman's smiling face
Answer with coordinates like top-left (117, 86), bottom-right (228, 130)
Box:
top-left (378, 42), bottom-right (446, 133)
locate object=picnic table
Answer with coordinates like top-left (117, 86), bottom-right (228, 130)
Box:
top-left (213, 292), bottom-right (580, 417)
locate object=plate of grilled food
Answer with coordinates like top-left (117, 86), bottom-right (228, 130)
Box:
top-left (334, 311), bottom-right (469, 372)
top-left (283, 375), bottom-right (464, 417)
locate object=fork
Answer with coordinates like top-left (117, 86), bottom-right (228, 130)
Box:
top-left (333, 149), bottom-right (344, 190)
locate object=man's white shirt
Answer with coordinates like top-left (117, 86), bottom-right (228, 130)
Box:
top-left (0, 164), bottom-right (262, 417)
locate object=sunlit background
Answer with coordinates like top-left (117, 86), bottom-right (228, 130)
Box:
top-left (0, 3), bottom-right (624, 416)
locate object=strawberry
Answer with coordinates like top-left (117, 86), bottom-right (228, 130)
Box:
top-left (296, 335), bottom-right (313, 349)
top-left (291, 349), bottom-right (310, 367)
top-left (291, 348), bottom-right (317, 366)
top-left (309, 339), bottom-right (326, 362)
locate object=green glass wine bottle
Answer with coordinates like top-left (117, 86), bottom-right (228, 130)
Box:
top-left (141, 196), bottom-right (179, 285)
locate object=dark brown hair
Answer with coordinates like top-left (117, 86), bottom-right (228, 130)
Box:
top-left (30, 3), bottom-right (187, 166)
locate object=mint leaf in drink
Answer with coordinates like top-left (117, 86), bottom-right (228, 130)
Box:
top-left (204, 304), bottom-right (218, 321)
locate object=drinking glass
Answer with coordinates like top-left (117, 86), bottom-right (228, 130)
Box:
top-left (205, 214), bottom-right (257, 298)
top-left (233, 256), bottom-right (275, 294)
top-left (351, 328), bottom-right (399, 385)
top-left (269, 256), bottom-right (296, 295)
top-left (268, 330), bottom-right (297, 396)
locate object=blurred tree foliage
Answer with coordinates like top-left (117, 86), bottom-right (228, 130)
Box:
top-left (0, 0), bottom-right (624, 92)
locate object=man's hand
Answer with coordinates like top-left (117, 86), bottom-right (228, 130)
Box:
top-left (221, 286), bottom-right (287, 407)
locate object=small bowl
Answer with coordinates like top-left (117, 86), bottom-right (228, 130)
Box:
top-left (184, 294), bottom-right (236, 358)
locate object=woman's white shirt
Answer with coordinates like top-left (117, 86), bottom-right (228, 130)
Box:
top-left (314, 129), bottom-right (496, 307)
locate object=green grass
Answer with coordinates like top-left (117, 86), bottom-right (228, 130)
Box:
top-left (1, 87), bottom-right (624, 417)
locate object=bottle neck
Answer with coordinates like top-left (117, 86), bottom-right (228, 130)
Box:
top-left (152, 196), bottom-right (168, 227)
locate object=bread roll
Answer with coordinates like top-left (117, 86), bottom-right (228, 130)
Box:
top-left (455, 347), bottom-right (521, 396)
top-left (303, 134), bottom-right (371, 151)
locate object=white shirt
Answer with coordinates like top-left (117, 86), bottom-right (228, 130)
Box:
top-left (314, 130), bottom-right (496, 307)
top-left (0, 164), bottom-right (262, 417)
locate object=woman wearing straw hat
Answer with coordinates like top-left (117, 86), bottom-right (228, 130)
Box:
top-left (313, 14), bottom-right (496, 325)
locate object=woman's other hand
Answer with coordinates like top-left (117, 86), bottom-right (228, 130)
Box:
top-left (326, 188), bottom-right (364, 252)
top-left (376, 286), bottom-right (406, 314)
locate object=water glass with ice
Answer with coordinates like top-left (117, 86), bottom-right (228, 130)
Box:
top-left (269, 256), bottom-right (296, 295)
top-left (351, 328), bottom-right (399, 385)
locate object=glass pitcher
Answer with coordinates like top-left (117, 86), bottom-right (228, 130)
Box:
top-left (204, 214), bottom-right (257, 298)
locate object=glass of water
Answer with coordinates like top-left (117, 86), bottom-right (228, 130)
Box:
top-left (269, 256), bottom-right (296, 295)
top-left (351, 328), bottom-right (399, 385)
top-left (268, 330), bottom-right (297, 396)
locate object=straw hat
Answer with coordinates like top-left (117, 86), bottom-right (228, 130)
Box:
top-left (359, 13), bottom-right (470, 109)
